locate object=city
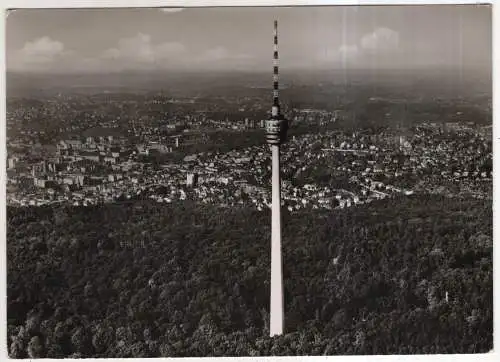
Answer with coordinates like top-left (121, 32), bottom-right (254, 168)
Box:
top-left (6, 88), bottom-right (492, 210)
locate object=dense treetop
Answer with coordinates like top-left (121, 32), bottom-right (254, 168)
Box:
top-left (7, 195), bottom-right (492, 357)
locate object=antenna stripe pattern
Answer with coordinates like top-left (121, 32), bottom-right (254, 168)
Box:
top-left (273, 20), bottom-right (280, 113)
top-left (267, 20), bottom-right (283, 145)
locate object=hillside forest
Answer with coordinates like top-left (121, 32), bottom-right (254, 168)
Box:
top-left (6, 195), bottom-right (492, 357)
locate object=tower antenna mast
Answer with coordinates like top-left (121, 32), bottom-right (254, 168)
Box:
top-left (266, 19), bottom-right (288, 337)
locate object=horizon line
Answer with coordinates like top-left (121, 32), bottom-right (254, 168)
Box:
top-left (6, 65), bottom-right (491, 76)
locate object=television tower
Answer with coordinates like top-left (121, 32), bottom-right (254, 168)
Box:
top-left (266, 19), bottom-right (288, 336)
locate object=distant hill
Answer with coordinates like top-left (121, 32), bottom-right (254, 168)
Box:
top-left (6, 67), bottom-right (491, 98)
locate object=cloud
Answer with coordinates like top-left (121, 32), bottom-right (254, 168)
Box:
top-left (100, 40), bottom-right (253, 70)
top-left (100, 33), bottom-right (186, 67)
top-left (318, 27), bottom-right (400, 68)
top-left (338, 44), bottom-right (359, 59)
top-left (8, 36), bottom-right (77, 71)
top-left (102, 33), bottom-right (155, 63)
top-left (159, 8), bottom-right (184, 13)
top-left (361, 27), bottom-right (400, 51)
top-left (319, 43), bottom-right (359, 65)
top-left (19, 36), bottom-right (66, 63)
top-left (8, 32), bottom-right (253, 73)
top-left (8, 33), bottom-right (189, 72)
top-left (196, 46), bottom-right (254, 69)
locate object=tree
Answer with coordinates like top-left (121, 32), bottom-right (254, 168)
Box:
top-left (71, 327), bottom-right (91, 355)
top-left (92, 324), bottom-right (114, 354)
top-left (9, 338), bottom-right (25, 358)
top-left (27, 335), bottom-right (44, 358)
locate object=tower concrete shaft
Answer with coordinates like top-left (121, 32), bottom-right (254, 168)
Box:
top-left (270, 144), bottom-right (284, 336)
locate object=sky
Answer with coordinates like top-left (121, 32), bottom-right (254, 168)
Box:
top-left (5, 5), bottom-right (492, 74)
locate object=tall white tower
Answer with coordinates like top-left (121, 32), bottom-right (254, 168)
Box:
top-left (266, 20), bottom-right (288, 337)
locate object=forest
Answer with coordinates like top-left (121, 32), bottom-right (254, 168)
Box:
top-left (6, 195), bottom-right (492, 357)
